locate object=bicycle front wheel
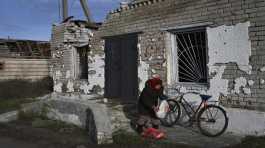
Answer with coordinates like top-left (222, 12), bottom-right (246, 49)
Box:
top-left (160, 99), bottom-right (181, 127)
top-left (197, 105), bottom-right (228, 137)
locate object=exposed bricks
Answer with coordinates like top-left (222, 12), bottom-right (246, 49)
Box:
top-left (99, 0), bottom-right (265, 111)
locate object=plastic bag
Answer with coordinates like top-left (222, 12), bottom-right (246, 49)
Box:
top-left (155, 100), bottom-right (169, 119)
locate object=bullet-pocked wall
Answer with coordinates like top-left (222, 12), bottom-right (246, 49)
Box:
top-left (98, 0), bottom-right (265, 111)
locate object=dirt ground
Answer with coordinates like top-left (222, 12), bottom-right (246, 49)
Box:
top-left (0, 120), bottom-right (92, 148)
top-left (0, 118), bottom-right (264, 148)
top-left (0, 118), bottom-right (197, 148)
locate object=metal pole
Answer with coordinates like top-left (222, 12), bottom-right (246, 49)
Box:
top-left (80, 0), bottom-right (92, 22)
top-left (58, 0), bottom-right (61, 22)
top-left (62, 0), bottom-right (68, 21)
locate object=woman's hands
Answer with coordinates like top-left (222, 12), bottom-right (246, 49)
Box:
top-left (153, 103), bottom-right (170, 113)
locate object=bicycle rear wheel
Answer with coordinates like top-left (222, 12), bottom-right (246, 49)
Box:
top-left (197, 105), bottom-right (228, 137)
top-left (160, 99), bottom-right (181, 127)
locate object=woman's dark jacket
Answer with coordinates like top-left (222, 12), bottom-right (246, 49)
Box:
top-left (137, 81), bottom-right (166, 118)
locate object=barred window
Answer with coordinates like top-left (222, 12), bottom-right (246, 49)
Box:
top-left (175, 29), bottom-right (208, 84)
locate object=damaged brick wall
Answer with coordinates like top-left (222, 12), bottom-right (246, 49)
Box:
top-left (51, 21), bottom-right (104, 95)
top-left (99, 0), bottom-right (265, 111)
top-left (88, 30), bottom-right (105, 94)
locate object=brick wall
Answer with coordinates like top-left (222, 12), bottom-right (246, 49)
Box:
top-left (51, 21), bottom-right (105, 95)
top-left (98, 0), bottom-right (265, 110)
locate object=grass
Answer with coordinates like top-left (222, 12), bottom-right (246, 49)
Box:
top-left (3, 110), bottom-right (265, 148)
top-left (111, 130), bottom-right (265, 148)
top-left (17, 110), bottom-right (87, 134)
top-left (112, 130), bottom-right (147, 145)
top-left (111, 129), bottom-right (198, 148)
top-left (0, 77), bottom-right (53, 113)
top-left (0, 98), bottom-right (35, 114)
top-left (0, 110), bottom-right (90, 148)
top-left (0, 76), bottom-right (53, 100)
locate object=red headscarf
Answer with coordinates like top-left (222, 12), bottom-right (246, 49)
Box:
top-left (147, 77), bottom-right (162, 91)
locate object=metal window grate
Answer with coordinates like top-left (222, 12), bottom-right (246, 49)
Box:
top-left (176, 30), bottom-right (207, 83)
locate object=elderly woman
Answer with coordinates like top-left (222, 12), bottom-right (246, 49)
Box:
top-left (136, 74), bottom-right (168, 134)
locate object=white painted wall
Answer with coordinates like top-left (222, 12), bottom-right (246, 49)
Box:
top-left (137, 42), bottom-right (150, 91)
top-left (167, 22), bottom-right (253, 99)
top-left (225, 108), bottom-right (265, 136)
top-left (165, 22), bottom-right (265, 136)
top-left (207, 22), bottom-right (252, 74)
top-left (87, 54), bottom-right (105, 94)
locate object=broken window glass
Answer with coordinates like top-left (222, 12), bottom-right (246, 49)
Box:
top-left (175, 29), bottom-right (207, 83)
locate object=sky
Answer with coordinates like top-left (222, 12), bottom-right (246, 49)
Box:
top-left (0, 0), bottom-right (123, 41)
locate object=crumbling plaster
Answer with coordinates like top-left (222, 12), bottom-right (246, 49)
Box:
top-left (171, 22), bottom-right (254, 103)
top-left (260, 66), bottom-right (265, 72)
top-left (207, 65), bottom-right (229, 101)
top-left (207, 22), bottom-right (253, 98)
top-left (164, 21), bottom-right (265, 136)
top-left (54, 82), bottom-right (63, 93)
top-left (232, 77), bottom-right (251, 95)
top-left (87, 54), bottom-right (105, 94)
top-left (66, 80), bottom-right (74, 93)
top-left (137, 42), bottom-right (150, 91)
top-left (51, 21), bottom-right (105, 95)
top-left (207, 22), bottom-right (252, 74)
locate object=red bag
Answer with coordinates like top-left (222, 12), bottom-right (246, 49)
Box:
top-left (141, 128), bottom-right (166, 140)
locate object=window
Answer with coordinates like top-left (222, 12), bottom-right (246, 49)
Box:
top-left (175, 29), bottom-right (207, 84)
top-left (76, 46), bottom-right (88, 79)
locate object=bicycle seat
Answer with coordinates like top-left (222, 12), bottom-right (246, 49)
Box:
top-left (200, 95), bottom-right (212, 101)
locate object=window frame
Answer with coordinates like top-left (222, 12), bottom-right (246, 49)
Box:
top-left (73, 46), bottom-right (89, 80)
top-left (169, 27), bottom-right (209, 86)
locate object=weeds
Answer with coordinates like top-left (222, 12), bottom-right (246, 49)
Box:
top-left (0, 98), bottom-right (35, 114)
top-left (111, 129), bottom-right (196, 148)
top-left (0, 76), bottom-right (53, 100)
top-left (17, 109), bottom-right (87, 136)
top-left (0, 77), bottom-right (53, 113)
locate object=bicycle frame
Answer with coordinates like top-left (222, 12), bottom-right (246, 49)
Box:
top-left (178, 95), bottom-right (208, 121)
top-left (166, 89), bottom-right (229, 137)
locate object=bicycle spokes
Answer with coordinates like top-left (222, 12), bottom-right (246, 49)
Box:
top-left (197, 105), bottom-right (228, 137)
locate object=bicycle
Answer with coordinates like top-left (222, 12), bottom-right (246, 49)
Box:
top-left (161, 89), bottom-right (229, 137)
